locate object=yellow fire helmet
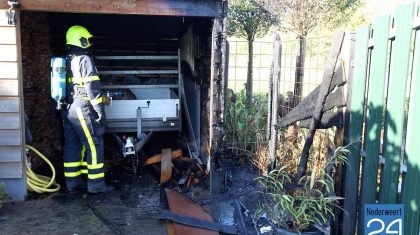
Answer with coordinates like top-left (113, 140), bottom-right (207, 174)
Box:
top-left (66, 25), bottom-right (93, 49)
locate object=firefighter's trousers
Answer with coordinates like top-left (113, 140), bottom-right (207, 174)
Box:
top-left (61, 98), bottom-right (106, 190)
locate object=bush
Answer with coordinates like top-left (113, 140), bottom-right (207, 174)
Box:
top-left (224, 89), bottom-right (268, 151)
top-left (251, 135), bottom-right (270, 176)
top-left (251, 126), bottom-right (335, 177)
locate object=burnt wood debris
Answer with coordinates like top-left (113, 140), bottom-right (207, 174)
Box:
top-left (276, 31), bottom-right (346, 179)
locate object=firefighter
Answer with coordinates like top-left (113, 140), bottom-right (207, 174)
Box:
top-left (61, 25), bottom-right (112, 193)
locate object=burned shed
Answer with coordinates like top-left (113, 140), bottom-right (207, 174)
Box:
top-left (0, 0), bottom-right (227, 200)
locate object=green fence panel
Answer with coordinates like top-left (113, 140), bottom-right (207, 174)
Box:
top-left (342, 26), bottom-right (370, 235)
top-left (401, 4), bottom-right (420, 235)
top-left (358, 15), bottom-right (390, 235)
top-left (379, 2), bottom-right (415, 204)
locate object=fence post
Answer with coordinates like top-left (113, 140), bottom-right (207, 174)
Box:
top-left (401, 2), bottom-right (420, 234)
top-left (266, 56), bottom-right (274, 141)
top-left (342, 26), bottom-right (370, 235)
top-left (294, 36), bottom-right (306, 104)
top-left (268, 34), bottom-right (281, 169)
top-left (224, 41), bottom-right (230, 120)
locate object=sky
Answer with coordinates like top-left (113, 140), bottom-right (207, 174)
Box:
top-left (363, 0), bottom-right (414, 22)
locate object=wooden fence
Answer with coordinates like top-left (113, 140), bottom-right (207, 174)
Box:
top-left (343, 1), bottom-right (420, 234)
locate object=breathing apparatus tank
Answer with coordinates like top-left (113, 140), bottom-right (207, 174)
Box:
top-left (50, 57), bottom-right (67, 110)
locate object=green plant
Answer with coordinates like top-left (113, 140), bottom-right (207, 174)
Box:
top-left (0, 183), bottom-right (9, 209)
top-left (224, 89), bottom-right (268, 151)
top-left (256, 145), bottom-right (350, 232)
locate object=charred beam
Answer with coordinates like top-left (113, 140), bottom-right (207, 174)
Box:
top-left (298, 108), bottom-right (344, 129)
top-left (209, 2), bottom-right (227, 194)
top-left (1, 0), bottom-right (224, 18)
top-left (277, 65), bottom-right (346, 128)
top-left (297, 31), bottom-right (345, 179)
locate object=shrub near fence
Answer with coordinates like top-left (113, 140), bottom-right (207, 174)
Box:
top-left (224, 90), bottom-right (268, 154)
top-left (226, 37), bottom-right (330, 155)
top-left (343, 2), bottom-right (420, 234)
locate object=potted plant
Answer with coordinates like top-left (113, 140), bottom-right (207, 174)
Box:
top-left (255, 145), bottom-right (350, 234)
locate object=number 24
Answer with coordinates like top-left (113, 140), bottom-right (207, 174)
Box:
top-left (367, 218), bottom-right (402, 235)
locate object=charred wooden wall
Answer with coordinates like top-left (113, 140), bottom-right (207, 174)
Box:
top-left (1, 0), bottom-right (223, 18)
top-left (180, 19), bottom-right (213, 166)
top-left (208, 5), bottom-right (227, 193)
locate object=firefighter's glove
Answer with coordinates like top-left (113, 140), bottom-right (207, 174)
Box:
top-left (103, 96), bottom-right (111, 106)
top-left (95, 111), bottom-right (106, 126)
top-left (92, 101), bottom-right (106, 125)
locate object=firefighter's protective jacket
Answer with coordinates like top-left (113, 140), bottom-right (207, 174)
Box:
top-left (67, 47), bottom-right (104, 118)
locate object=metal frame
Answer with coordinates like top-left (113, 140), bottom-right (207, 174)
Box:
top-left (102, 85), bottom-right (178, 89)
top-left (97, 55), bottom-right (178, 60)
top-left (99, 70), bottom-right (178, 75)
top-left (101, 50), bottom-right (182, 137)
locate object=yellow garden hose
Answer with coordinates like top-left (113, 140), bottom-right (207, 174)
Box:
top-left (26, 145), bottom-right (61, 193)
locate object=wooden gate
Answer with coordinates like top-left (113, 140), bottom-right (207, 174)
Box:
top-left (343, 1), bottom-right (420, 234)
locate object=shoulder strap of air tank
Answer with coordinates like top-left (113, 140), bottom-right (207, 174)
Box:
top-left (66, 53), bottom-right (75, 78)
top-left (65, 53), bottom-right (75, 104)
